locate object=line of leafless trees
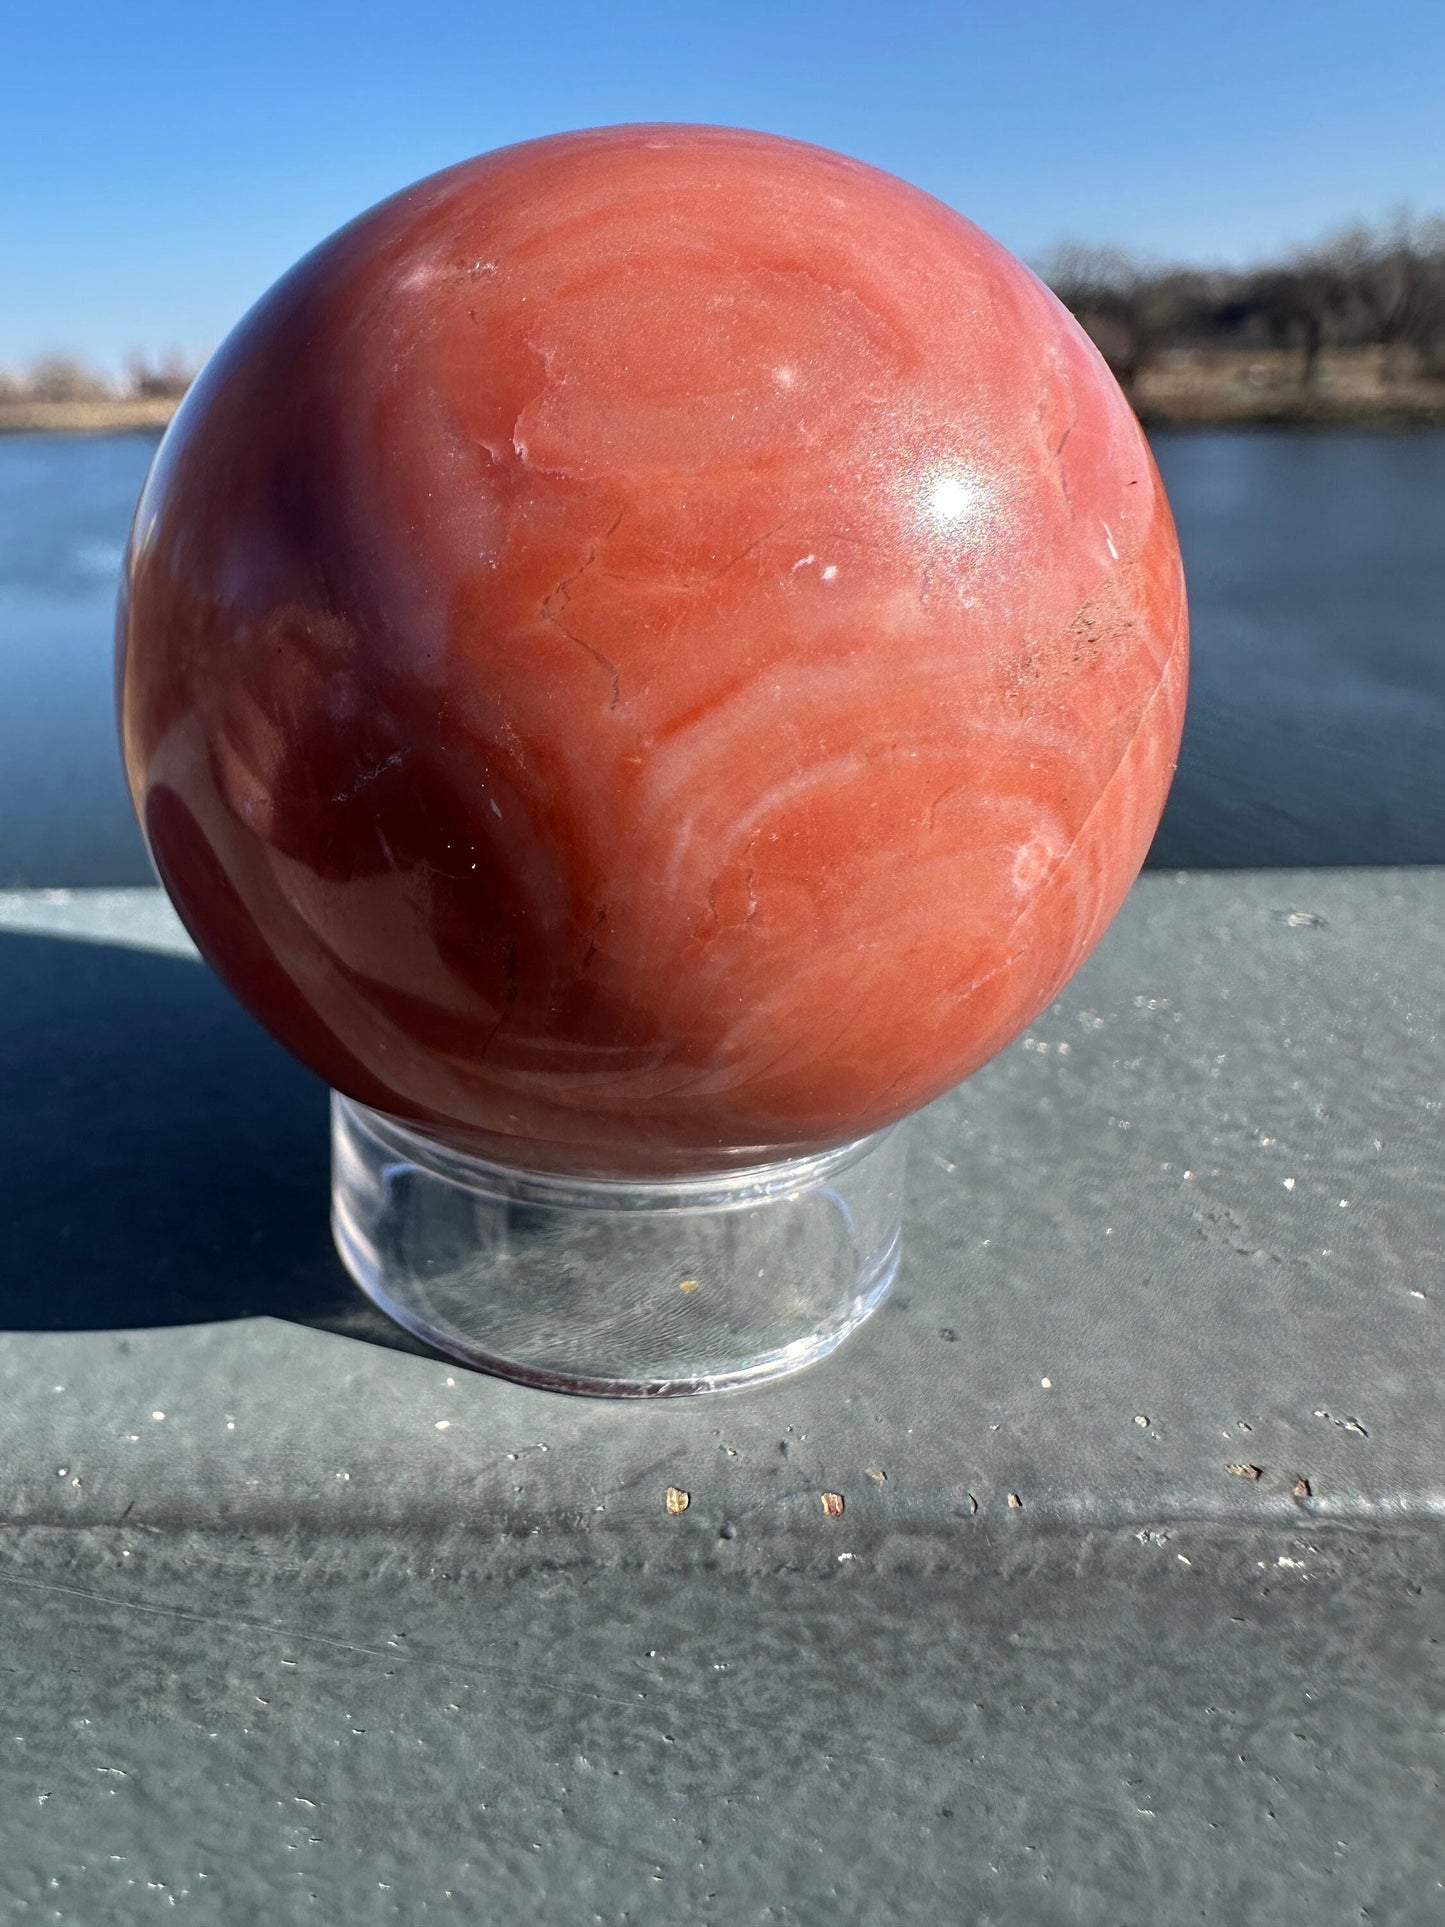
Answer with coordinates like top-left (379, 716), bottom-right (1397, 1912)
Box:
top-left (1041, 213), bottom-right (1445, 392)
top-left (0, 352), bottom-right (194, 403)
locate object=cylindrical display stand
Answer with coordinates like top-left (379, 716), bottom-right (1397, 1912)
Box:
top-left (331, 1093), bottom-right (907, 1397)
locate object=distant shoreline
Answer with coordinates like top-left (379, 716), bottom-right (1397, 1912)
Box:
top-left (1137, 394), bottom-right (1445, 429)
top-left (1132, 347), bottom-right (1445, 429)
top-left (0, 397), bottom-right (180, 436)
top-left (4, 349), bottom-right (1444, 436)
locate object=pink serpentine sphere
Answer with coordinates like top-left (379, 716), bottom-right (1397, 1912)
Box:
top-left (118, 124), bottom-right (1188, 1179)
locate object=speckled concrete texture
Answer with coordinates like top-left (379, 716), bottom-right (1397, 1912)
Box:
top-left (2, 1523), bottom-right (1443, 1923)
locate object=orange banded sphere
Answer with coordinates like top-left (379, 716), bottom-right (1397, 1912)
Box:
top-left (119, 124), bottom-right (1187, 1179)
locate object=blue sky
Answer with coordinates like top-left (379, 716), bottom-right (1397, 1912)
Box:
top-left (4, 0), bottom-right (1442, 367)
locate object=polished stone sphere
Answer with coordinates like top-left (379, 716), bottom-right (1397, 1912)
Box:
top-left (118, 124), bottom-right (1188, 1179)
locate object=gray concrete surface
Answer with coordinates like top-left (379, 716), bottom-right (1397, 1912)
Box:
top-left (1, 873), bottom-right (1442, 1922)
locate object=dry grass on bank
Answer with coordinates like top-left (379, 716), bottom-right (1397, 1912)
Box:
top-left (1134, 346), bottom-right (1445, 426)
top-left (0, 395), bottom-right (182, 435)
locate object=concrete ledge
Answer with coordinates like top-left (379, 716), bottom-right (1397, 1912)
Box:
top-left (0, 869), bottom-right (1440, 1538)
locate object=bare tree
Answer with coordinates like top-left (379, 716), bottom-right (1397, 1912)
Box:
top-left (1246, 249), bottom-right (1343, 386)
top-left (1037, 244), bottom-right (1150, 387)
top-left (22, 357), bottom-right (112, 403)
top-left (1328, 214), bottom-right (1445, 381)
top-left (1039, 247), bottom-right (1216, 391)
top-left (125, 351), bottom-right (195, 400)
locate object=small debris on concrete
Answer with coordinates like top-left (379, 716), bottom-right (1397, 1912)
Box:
top-left (1134, 1415), bottom-right (1150, 1429)
top-left (1226, 1463), bottom-right (1264, 1481)
top-left (938, 1328), bottom-right (957, 1343)
top-left (1007, 1492), bottom-right (1023, 1511)
top-left (864, 1467), bottom-right (887, 1483)
top-left (821, 1492), bottom-right (845, 1519)
top-left (1291, 1476), bottom-right (1313, 1499)
top-left (665, 1486), bottom-right (689, 1515)
top-left (677, 1279), bottom-right (700, 1294)
top-left (1314, 1410), bottom-right (1368, 1436)
top-left (1040, 1376), bottom-right (1053, 1388)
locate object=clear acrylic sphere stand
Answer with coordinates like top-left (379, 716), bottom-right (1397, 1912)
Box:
top-left (331, 1093), bottom-right (907, 1396)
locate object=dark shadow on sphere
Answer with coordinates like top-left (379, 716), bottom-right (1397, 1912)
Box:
top-left (0, 930), bottom-right (445, 1359)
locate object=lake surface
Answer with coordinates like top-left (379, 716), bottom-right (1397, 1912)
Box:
top-left (1, 428), bottom-right (1442, 886)
top-left (1149, 429), bottom-right (1445, 868)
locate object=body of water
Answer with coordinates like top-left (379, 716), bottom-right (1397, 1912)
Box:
top-left (2, 428), bottom-right (1442, 886)
top-left (1149, 428), bottom-right (1445, 867)
top-left (1, 434), bottom-right (157, 885)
